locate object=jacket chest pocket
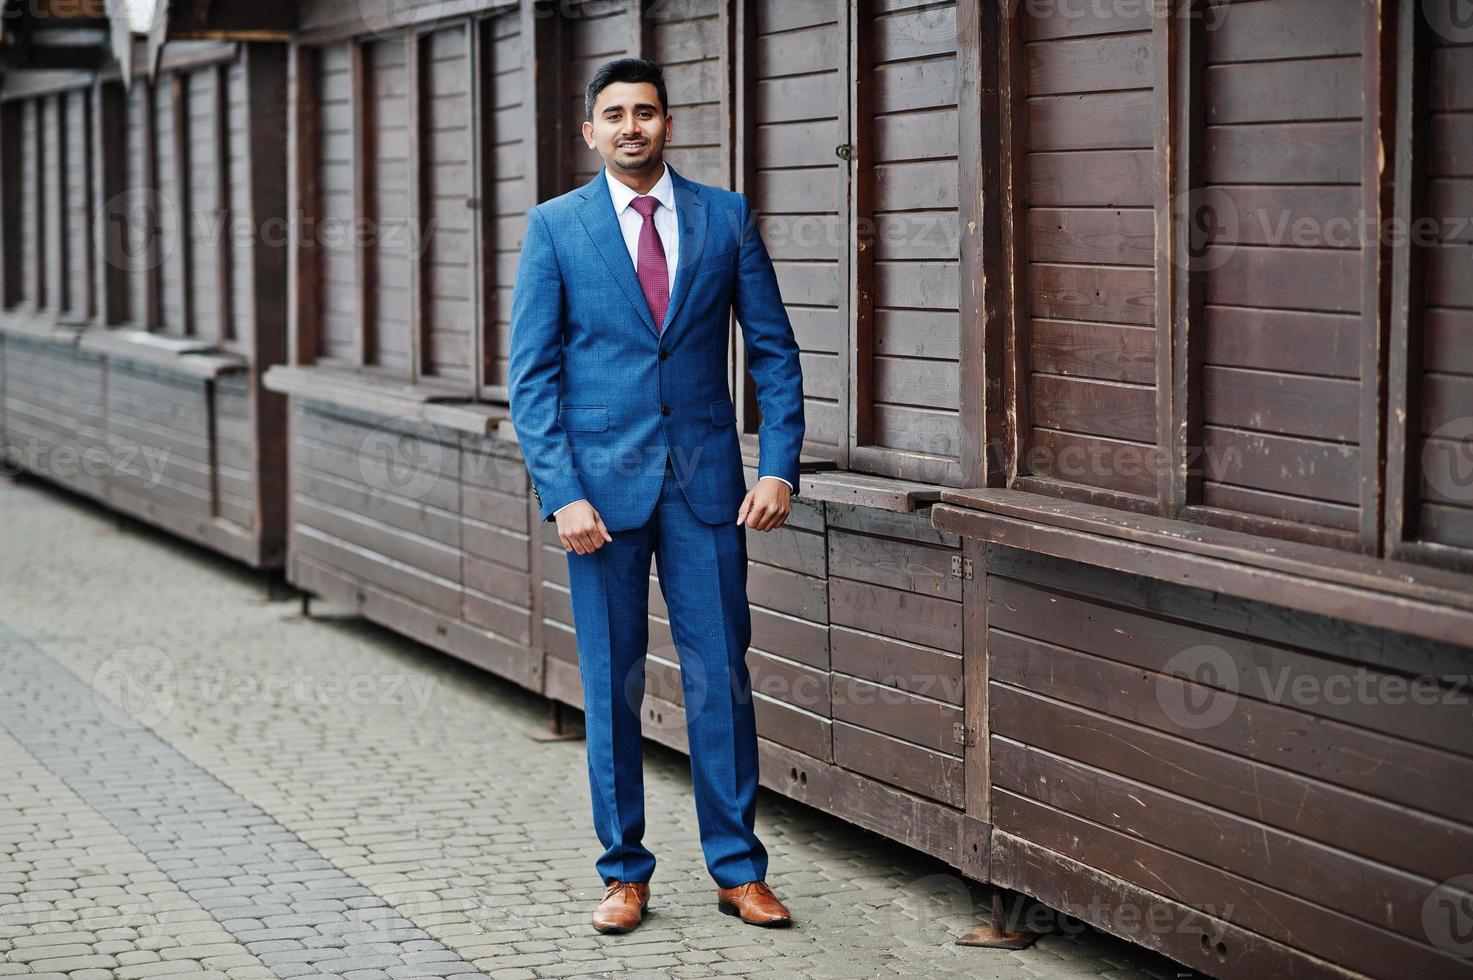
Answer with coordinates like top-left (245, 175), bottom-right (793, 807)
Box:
top-left (559, 405), bottom-right (609, 431)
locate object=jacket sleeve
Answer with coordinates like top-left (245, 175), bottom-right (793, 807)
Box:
top-left (731, 194), bottom-right (805, 491)
top-left (507, 206), bottom-right (589, 523)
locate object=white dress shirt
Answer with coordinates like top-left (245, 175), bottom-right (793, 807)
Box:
top-left (552, 164), bottom-right (794, 517)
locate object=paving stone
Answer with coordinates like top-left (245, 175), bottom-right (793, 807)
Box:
top-left (0, 479), bottom-right (1202, 980)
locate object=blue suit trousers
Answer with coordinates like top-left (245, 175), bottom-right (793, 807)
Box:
top-left (565, 456), bottom-right (768, 889)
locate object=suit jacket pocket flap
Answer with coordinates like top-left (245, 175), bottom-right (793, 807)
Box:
top-left (709, 398), bottom-right (736, 426)
top-left (559, 405), bottom-right (609, 431)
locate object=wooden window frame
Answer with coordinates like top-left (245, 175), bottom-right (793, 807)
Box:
top-left (991, 1), bottom-right (1421, 561)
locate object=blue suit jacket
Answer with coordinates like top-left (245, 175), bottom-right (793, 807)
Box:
top-left (507, 165), bottom-right (805, 531)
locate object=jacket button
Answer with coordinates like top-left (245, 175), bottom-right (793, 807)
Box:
top-left (659, 350), bottom-right (669, 360)
top-left (661, 406), bottom-right (671, 416)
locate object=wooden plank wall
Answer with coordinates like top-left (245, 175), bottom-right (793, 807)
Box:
top-left (985, 544), bottom-right (1473, 979)
top-left (365, 38), bottom-right (415, 376)
top-left (105, 360), bottom-right (215, 522)
top-left (1196, 0), bottom-right (1366, 542)
top-left (1409, 25), bottom-right (1473, 556)
top-left (860, 0), bottom-right (963, 484)
top-left (227, 60), bottom-right (254, 348)
top-left (421, 23), bottom-right (475, 386)
top-left (154, 78), bottom-right (187, 334)
top-left (63, 88), bottom-right (91, 322)
top-left (41, 96), bottom-right (61, 313)
top-left (651, 0), bottom-right (725, 187)
top-left (479, 10), bottom-right (527, 395)
top-left (18, 100), bottom-right (39, 309)
top-left (314, 43), bottom-right (359, 364)
top-left (187, 67), bottom-right (222, 343)
top-left (748, 0), bottom-right (847, 465)
top-left (1015, 3), bottom-right (1158, 506)
top-left (2, 338), bottom-right (108, 500)
top-left (124, 81), bottom-right (153, 327)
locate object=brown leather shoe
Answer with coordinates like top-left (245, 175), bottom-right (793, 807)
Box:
top-left (716, 879), bottom-right (792, 926)
top-left (591, 879), bottom-right (649, 934)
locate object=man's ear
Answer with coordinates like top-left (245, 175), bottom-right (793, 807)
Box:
top-left (581, 119), bottom-right (595, 149)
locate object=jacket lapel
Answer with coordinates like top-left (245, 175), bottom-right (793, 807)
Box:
top-left (576, 170), bottom-right (658, 337)
top-left (660, 168), bottom-right (707, 340)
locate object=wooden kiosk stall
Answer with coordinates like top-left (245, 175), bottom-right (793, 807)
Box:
top-left (929, 1), bottom-right (1473, 978)
top-left (0, 0), bottom-right (292, 568)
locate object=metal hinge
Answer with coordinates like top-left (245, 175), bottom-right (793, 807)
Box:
top-left (835, 143), bottom-right (852, 161)
top-left (951, 555), bottom-right (973, 579)
top-left (953, 722), bottom-right (977, 747)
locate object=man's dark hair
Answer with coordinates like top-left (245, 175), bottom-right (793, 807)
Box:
top-left (584, 58), bottom-right (668, 121)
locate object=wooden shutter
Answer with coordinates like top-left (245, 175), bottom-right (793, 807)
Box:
top-left (187, 67), bottom-right (223, 342)
top-left (651, 0), bottom-right (727, 187)
top-left (19, 99), bottom-right (39, 308)
top-left (479, 10), bottom-right (528, 395)
top-left (63, 89), bottom-right (91, 322)
top-left (226, 58), bottom-right (254, 346)
top-left (315, 43), bottom-right (358, 364)
top-left (1013, 4), bottom-right (1159, 506)
top-left (854, 0), bottom-right (961, 484)
top-left (124, 82), bottom-right (153, 326)
top-left (155, 76), bottom-right (187, 335)
top-left (420, 24), bottom-right (474, 385)
top-left (1195, 0), bottom-right (1366, 540)
top-left (365, 37), bottom-right (413, 377)
top-left (1388, 10), bottom-right (1473, 566)
top-left (746, 0), bottom-right (848, 463)
top-left (42, 95), bottom-right (62, 314)
top-left (564, 0), bottom-right (636, 190)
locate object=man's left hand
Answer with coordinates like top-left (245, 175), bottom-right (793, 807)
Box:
top-left (737, 477), bottom-right (791, 531)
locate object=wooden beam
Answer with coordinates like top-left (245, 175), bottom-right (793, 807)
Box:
top-left (847, 0), bottom-right (870, 474)
top-left (1359, 0), bottom-right (1397, 553)
top-left (1384, 0), bottom-right (1424, 558)
top-left (350, 39), bottom-right (370, 367)
top-left (213, 62), bottom-right (231, 342)
top-left (468, 18), bottom-right (486, 395)
top-left (171, 70), bottom-right (194, 335)
top-left (997, 0), bottom-right (1028, 485)
top-left (957, 0), bottom-right (995, 490)
top-left (406, 31), bottom-right (424, 383)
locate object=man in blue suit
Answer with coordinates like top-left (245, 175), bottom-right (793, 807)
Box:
top-left (507, 58), bottom-right (804, 934)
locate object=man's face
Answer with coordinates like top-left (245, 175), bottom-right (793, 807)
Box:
top-left (582, 81), bottom-right (672, 176)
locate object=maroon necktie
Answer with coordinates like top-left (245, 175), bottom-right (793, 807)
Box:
top-left (629, 195), bottom-right (669, 331)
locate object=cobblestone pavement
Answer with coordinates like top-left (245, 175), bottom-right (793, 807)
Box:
top-left (0, 475), bottom-right (1202, 980)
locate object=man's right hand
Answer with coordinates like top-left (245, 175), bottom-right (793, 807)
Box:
top-left (557, 500), bottom-right (614, 555)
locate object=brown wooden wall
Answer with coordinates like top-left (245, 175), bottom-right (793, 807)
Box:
top-left (983, 544), bottom-right (1473, 979)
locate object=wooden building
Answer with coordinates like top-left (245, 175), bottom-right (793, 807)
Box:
top-left (0, 0), bottom-right (290, 567)
top-left (3, 2), bottom-right (1470, 978)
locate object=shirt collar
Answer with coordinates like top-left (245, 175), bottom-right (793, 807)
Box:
top-left (606, 162), bottom-right (675, 217)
